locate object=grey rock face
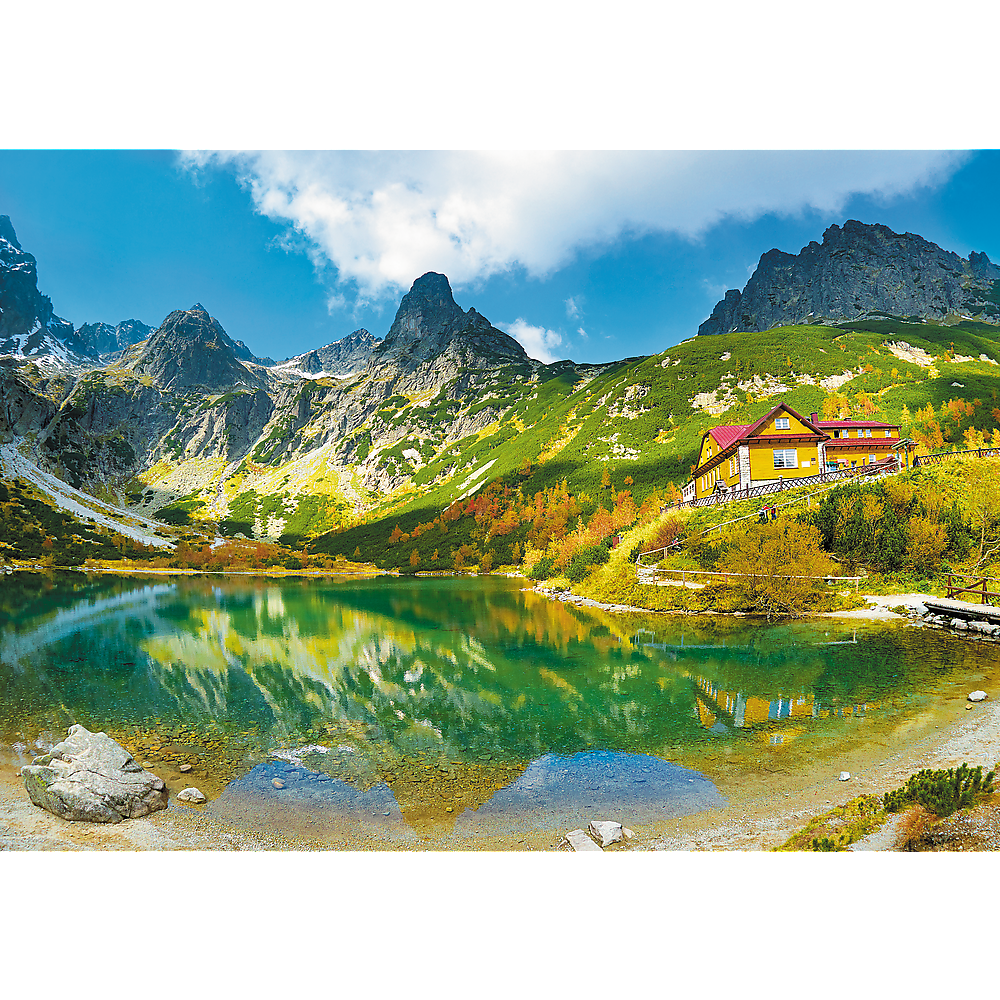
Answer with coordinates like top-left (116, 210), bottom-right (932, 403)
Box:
top-left (22, 724), bottom-right (168, 823)
top-left (0, 215), bottom-right (92, 365)
top-left (0, 363), bottom-right (58, 442)
top-left (276, 329), bottom-right (381, 380)
top-left (124, 304), bottom-right (271, 391)
top-left (699, 220), bottom-right (1000, 335)
top-left (75, 319), bottom-right (154, 360)
top-left (377, 272), bottom-right (527, 367)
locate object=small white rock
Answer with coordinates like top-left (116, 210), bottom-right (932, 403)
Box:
top-left (589, 820), bottom-right (624, 847)
top-left (177, 787), bottom-right (206, 803)
top-left (968, 690), bottom-right (988, 702)
top-left (622, 827), bottom-right (635, 840)
top-left (839, 771), bottom-right (851, 781)
top-left (564, 829), bottom-right (602, 852)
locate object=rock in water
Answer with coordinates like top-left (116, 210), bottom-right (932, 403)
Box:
top-left (968, 690), bottom-right (988, 702)
top-left (177, 787), bottom-right (206, 803)
top-left (839, 772), bottom-right (851, 781)
top-left (21, 724), bottom-right (168, 823)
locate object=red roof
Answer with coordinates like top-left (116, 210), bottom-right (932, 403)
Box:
top-left (708, 424), bottom-right (752, 449)
top-left (817, 420), bottom-right (897, 429)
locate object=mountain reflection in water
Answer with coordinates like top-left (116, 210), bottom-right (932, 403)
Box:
top-left (0, 573), bottom-right (985, 828)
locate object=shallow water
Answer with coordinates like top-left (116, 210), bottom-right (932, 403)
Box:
top-left (1, 572), bottom-right (995, 843)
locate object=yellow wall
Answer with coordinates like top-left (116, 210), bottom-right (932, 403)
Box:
top-left (694, 451), bottom-right (744, 498)
top-left (748, 441), bottom-right (820, 482)
top-left (758, 411), bottom-right (814, 436)
top-left (746, 409), bottom-right (822, 483)
top-left (825, 445), bottom-right (896, 467)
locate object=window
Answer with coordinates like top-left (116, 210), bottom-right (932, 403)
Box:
top-left (775, 417), bottom-right (790, 430)
top-left (773, 448), bottom-right (797, 469)
top-left (885, 429), bottom-right (892, 437)
top-left (864, 428), bottom-right (872, 438)
top-left (869, 454), bottom-right (877, 464)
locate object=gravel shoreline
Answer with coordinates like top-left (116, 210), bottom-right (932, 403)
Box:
top-left (4, 695), bottom-right (999, 852)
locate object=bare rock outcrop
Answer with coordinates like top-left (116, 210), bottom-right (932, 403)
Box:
top-left (22, 724), bottom-right (168, 823)
top-left (699, 220), bottom-right (1000, 335)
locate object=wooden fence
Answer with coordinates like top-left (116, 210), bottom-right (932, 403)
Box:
top-left (675, 456), bottom-right (900, 511)
top-left (914, 447), bottom-right (1000, 467)
top-left (945, 573), bottom-right (1000, 605)
top-left (636, 566), bottom-right (866, 590)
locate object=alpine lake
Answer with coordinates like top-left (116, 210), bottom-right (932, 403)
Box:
top-left (1, 573), bottom-right (996, 849)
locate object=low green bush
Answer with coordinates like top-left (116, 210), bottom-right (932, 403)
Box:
top-left (883, 763), bottom-right (994, 817)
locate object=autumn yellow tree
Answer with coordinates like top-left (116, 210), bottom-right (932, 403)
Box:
top-left (718, 519), bottom-right (836, 615)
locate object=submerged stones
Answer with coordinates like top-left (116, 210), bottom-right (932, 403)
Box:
top-left (21, 724), bottom-right (168, 823)
top-left (177, 787), bottom-right (206, 803)
top-left (968, 691), bottom-right (988, 702)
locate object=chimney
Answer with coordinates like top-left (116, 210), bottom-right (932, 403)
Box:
top-left (810, 411), bottom-right (818, 424)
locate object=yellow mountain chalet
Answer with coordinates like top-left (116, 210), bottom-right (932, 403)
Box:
top-left (683, 401), bottom-right (901, 501)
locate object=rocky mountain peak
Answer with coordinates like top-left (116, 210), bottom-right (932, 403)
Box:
top-left (699, 220), bottom-right (1000, 336)
top-left (75, 318), bottom-right (153, 360)
top-left (125, 304), bottom-right (268, 391)
top-left (378, 272), bottom-right (527, 365)
top-left (1, 215), bottom-right (86, 365)
top-left (383, 272), bottom-right (466, 346)
top-left (274, 328), bottom-right (382, 380)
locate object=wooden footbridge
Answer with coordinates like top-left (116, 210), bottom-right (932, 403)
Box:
top-left (924, 574), bottom-right (1000, 623)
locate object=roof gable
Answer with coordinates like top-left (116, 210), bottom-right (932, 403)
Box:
top-left (745, 401), bottom-right (824, 438)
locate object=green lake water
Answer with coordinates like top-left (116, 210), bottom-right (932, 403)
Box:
top-left (1, 572), bottom-right (995, 843)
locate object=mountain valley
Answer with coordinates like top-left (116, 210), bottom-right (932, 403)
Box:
top-left (4, 214), bottom-right (1000, 572)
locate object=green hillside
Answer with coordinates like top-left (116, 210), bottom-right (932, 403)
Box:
top-left (306, 318), bottom-right (1000, 570)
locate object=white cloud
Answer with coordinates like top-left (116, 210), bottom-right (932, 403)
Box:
top-left (181, 150), bottom-right (968, 302)
top-left (577, 326), bottom-right (589, 340)
top-left (565, 296), bottom-right (582, 320)
top-left (499, 318), bottom-right (564, 364)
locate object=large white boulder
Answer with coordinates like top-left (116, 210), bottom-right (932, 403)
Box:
top-left (21, 724), bottom-right (168, 823)
top-left (589, 820), bottom-right (624, 847)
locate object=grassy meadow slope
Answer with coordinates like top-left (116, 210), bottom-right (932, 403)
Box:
top-left (302, 317), bottom-right (1000, 570)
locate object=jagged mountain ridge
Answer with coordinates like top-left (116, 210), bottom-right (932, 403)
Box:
top-left (376, 271), bottom-right (527, 367)
top-left (699, 220), bottom-right (1000, 336)
top-left (75, 319), bottom-right (154, 361)
top-left (8, 216), bottom-right (1000, 554)
top-left (0, 215), bottom-right (92, 368)
top-left (121, 304), bottom-right (273, 392)
top-left (275, 328), bottom-right (382, 380)
top-left (3, 269), bottom-right (550, 515)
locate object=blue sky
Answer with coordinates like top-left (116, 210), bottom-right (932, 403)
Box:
top-left (2, 149), bottom-right (998, 365)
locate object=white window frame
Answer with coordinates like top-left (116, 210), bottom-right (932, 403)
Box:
top-left (773, 448), bottom-right (797, 469)
top-left (869, 453), bottom-right (877, 463)
top-left (775, 417), bottom-right (790, 430)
